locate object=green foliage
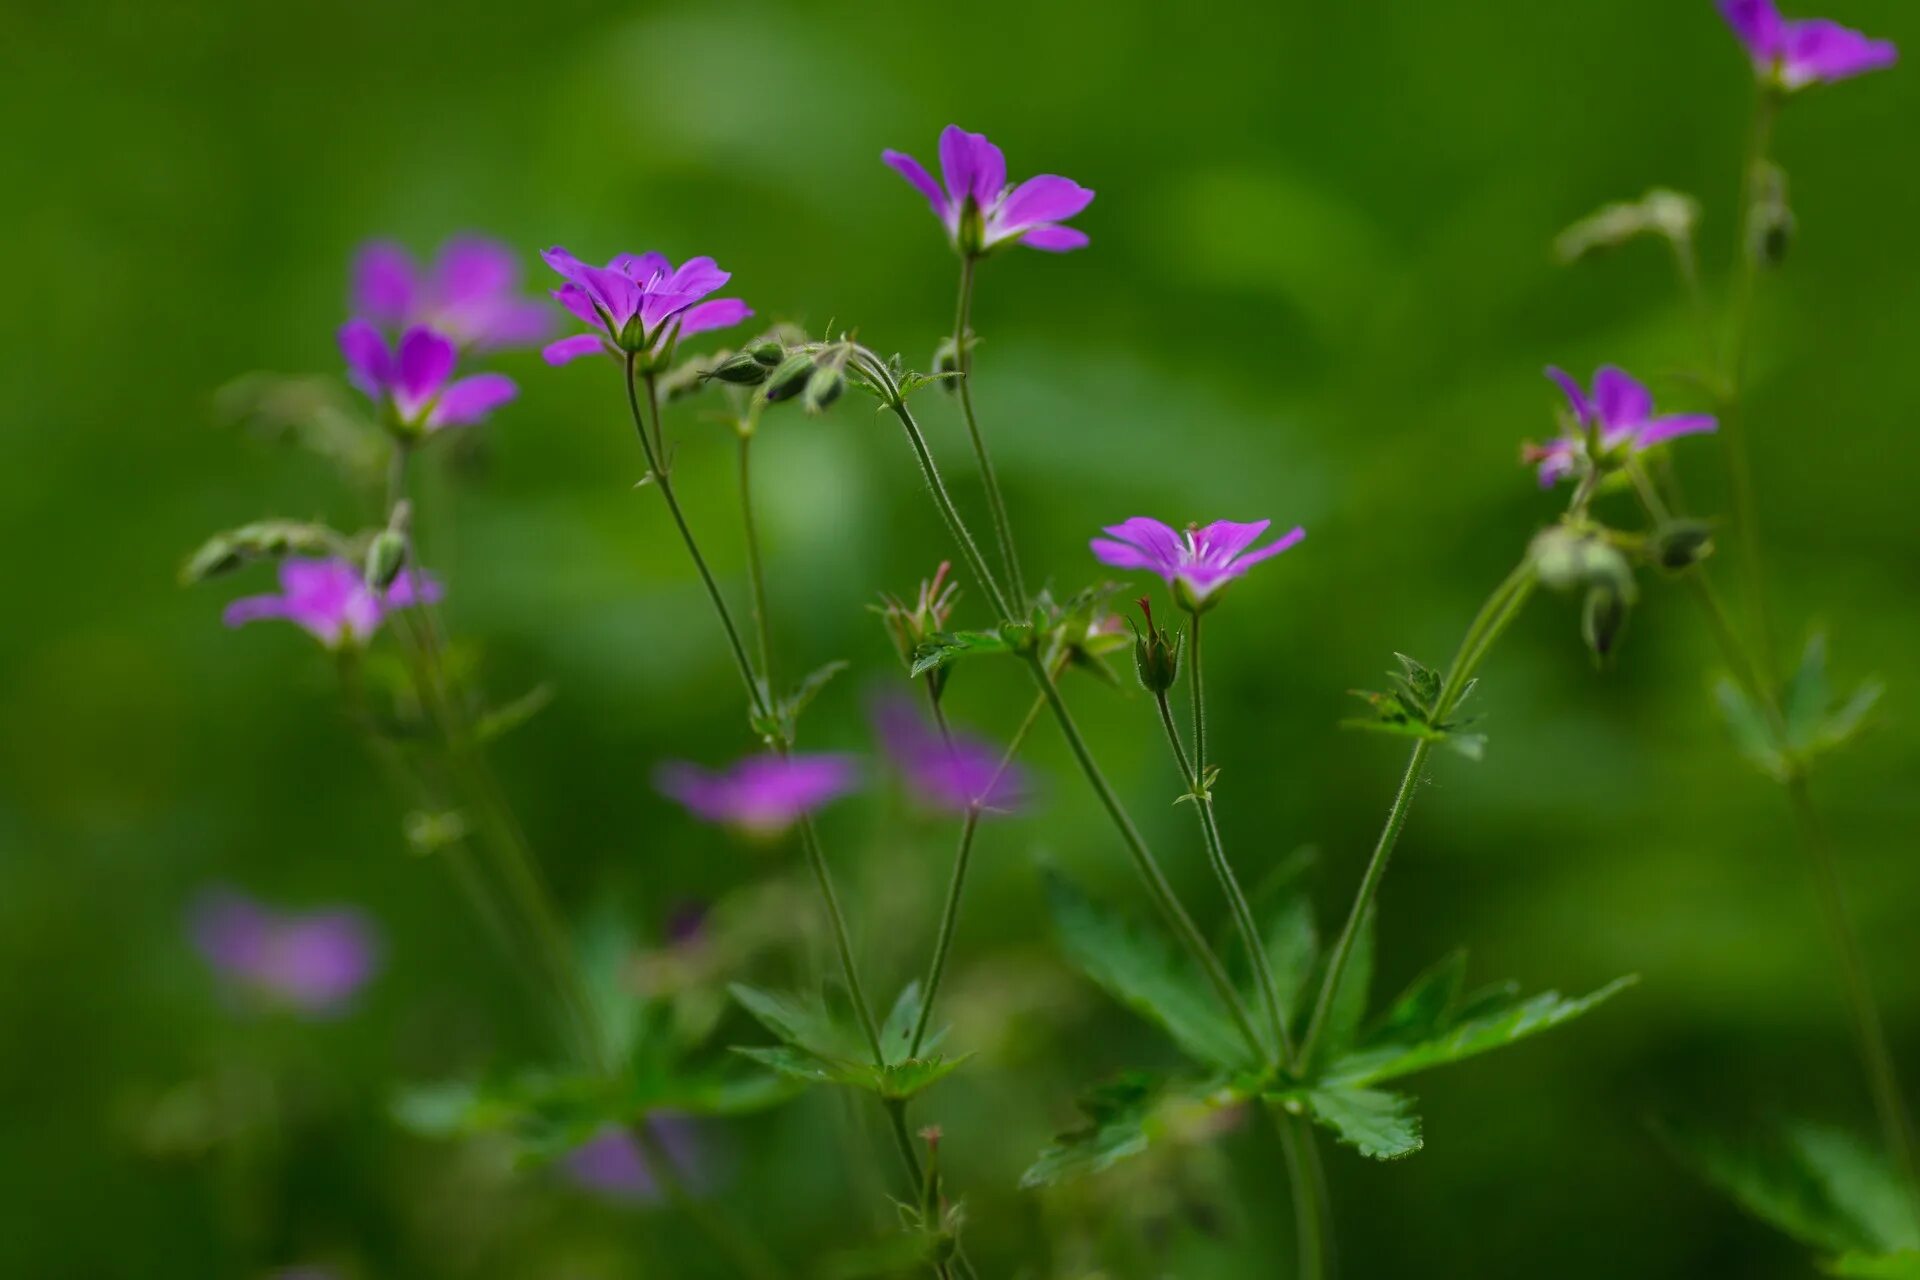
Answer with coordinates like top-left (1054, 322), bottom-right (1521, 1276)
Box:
top-left (728, 982), bottom-right (968, 1102)
top-left (1300, 1086), bottom-right (1424, 1160)
top-left (1715, 634), bottom-right (1883, 781)
top-left (1342, 653), bottom-right (1487, 760)
top-left (1828, 1254), bottom-right (1920, 1278)
top-left (1021, 1072), bottom-right (1170, 1188)
top-left (910, 629), bottom-right (1015, 677)
top-left (750, 659), bottom-right (850, 741)
top-left (179, 519), bottom-right (354, 584)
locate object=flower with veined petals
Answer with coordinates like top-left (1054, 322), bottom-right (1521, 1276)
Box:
top-left (654, 753), bottom-right (859, 835)
top-left (540, 247), bottom-right (752, 367)
top-left (1718, 0), bottom-right (1895, 89)
top-left (884, 125), bottom-right (1095, 256)
top-left (1528, 366), bottom-right (1718, 487)
top-left (338, 322), bottom-right (517, 434)
top-left (872, 696), bottom-right (1027, 815)
top-left (190, 888), bottom-right (380, 1017)
top-left (1091, 518), bottom-right (1306, 609)
top-left (352, 236), bottom-right (552, 350)
top-left (222, 557), bottom-right (442, 648)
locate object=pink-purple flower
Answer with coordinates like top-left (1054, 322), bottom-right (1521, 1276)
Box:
top-left (655, 753), bottom-right (860, 834)
top-left (540, 248), bottom-right (753, 366)
top-left (884, 125), bottom-right (1095, 255)
top-left (353, 236), bottom-right (552, 351)
top-left (1530, 366), bottom-right (1718, 486)
top-left (1718, 0), bottom-right (1896, 88)
top-left (223, 557), bottom-right (441, 648)
top-left (561, 1117), bottom-right (703, 1203)
top-left (339, 322), bottom-right (518, 433)
top-left (1091, 518), bottom-right (1306, 607)
top-left (872, 696), bottom-right (1027, 815)
top-left (190, 888), bottom-right (379, 1016)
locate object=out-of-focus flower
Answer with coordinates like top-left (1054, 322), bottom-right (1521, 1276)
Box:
top-left (654, 754), bottom-right (859, 835)
top-left (338, 322), bottom-right (517, 433)
top-left (1718, 0), bottom-right (1895, 89)
top-left (1091, 517), bottom-right (1305, 608)
top-left (353, 236), bottom-right (552, 350)
top-left (190, 888), bottom-right (379, 1016)
top-left (222, 557), bottom-right (440, 648)
top-left (884, 125), bottom-right (1095, 255)
top-left (872, 695), bottom-right (1027, 815)
top-left (1529, 366), bottom-right (1718, 486)
top-left (561, 1117), bottom-right (703, 1203)
top-left (539, 248), bottom-right (752, 366)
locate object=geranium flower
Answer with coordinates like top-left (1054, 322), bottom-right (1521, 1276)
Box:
top-left (1529, 366), bottom-right (1718, 486)
top-left (352, 236), bottom-right (552, 350)
top-left (190, 888), bottom-right (379, 1016)
top-left (884, 125), bottom-right (1095, 255)
top-left (872, 696), bottom-right (1027, 815)
top-left (1719, 0), bottom-right (1895, 88)
top-left (539, 248), bottom-right (752, 366)
top-left (338, 322), bottom-right (517, 433)
top-left (655, 753), bottom-right (859, 834)
top-left (1091, 518), bottom-right (1306, 607)
top-left (222, 557), bottom-right (441, 648)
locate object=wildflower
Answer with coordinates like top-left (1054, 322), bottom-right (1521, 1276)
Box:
top-left (352, 236), bottom-right (552, 350)
top-left (872, 696), bottom-right (1027, 814)
top-left (190, 888), bottom-right (379, 1016)
top-left (539, 247), bottom-right (752, 366)
top-left (1090, 517), bottom-right (1306, 610)
top-left (883, 125), bottom-right (1095, 256)
top-left (1718, 0), bottom-right (1895, 89)
top-left (654, 753), bottom-right (859, 834)
top-left (222, 557), bottom-right (441, 648)
top-left (561, 1117), bottom-right (703, 1203)
top-left (1529, 366), bottom-right (1717, 486)
top-left (338, 322), bottom-right (518, 435)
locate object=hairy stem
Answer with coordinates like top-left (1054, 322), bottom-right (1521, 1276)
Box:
top-left (1274, 1107), bottom-right (1330, 1280)
top-left (954, 254), bottom-right (1026, 607)
top-left (736, 413), bottom-right (777, 691)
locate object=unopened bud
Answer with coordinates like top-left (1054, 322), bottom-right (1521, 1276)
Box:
top-left (1653, 519), bottom-right (1715, 572)
top-left (1132, 598), bottom-right (1182, 694)
top-left (708, 352), bottom-right (771, 386)
top-left (364, 529), bottom-right (407, 590)
top-left (762, 352), bottom-right (815, 403)
top-left (1748, 163), bottom-right (1794, 268)
top-left (802, 364), bottom-right (845, 413)
top-left (1531, 526), bottom-right (1635, 597)
top-left (181, 536), bottom-right (243, 583)
top-left (1583, 583), bottom-right (1631, 660)
top-left (744, 339), bottom-right (785, 367)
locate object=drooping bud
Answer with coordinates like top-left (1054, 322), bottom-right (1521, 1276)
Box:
top-left (364, 530), bottom-right (407, 590)
top-left (761, 352), bottom-right (816, 403)
top-left (1131, 597), bottom-right (1182, 694)
top-left (1748, 162), bottom-right (1794, 268)
top-left (1582, 583), bottom-right (1631, 661)
top-left (707, 351), bottom-right (771, 386)
top-left (744, 339), bottom-right (785, 367)
top-left (1653, 519), bottom-right (1715, 572)
top-left (802, 363), bottom-right (845, 413)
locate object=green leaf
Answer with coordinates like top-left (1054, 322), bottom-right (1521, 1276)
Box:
top-left (1046, 873), bottom-right (1257, 1073)
top-left (1815, 679), bottom-right (1884, 754)
top-left (1259, 892), bottom-right (1318, 1027)
top-left (732, 1044), bottom-right (863, 1090)
top-left (1021, 1073), bottom-right (1162, 1188)
top-left (1312, 910), bottom-right (1374, 1065)
top-left (473, 683), bottom-right (554, 744)
top-left (910, 629), bottom-right (1013, 677)
top-left (875, 1054), bottom-right (973, 1101)
top-left (1390, 653), bottom-right (1441, 716)
top-left (728, 984), bottom-right (860, 1059)
top-left (1784, 633), bottom-right (1832, 749)
top-left (1365, 951), bottom-right (1467, 1048)
top-left (1325, 977), bottom-right (1634, 1088)
top-left (1828, 1253), bottom-right (1920, 1278)
top-left (877, 981), bottom-right (946, 1065)
top-left (782, 659), bottom-right (848, 725)
top-left (1302, 1086), bottom-right (1423, 1160)
top-left (1714, 677), bottom-right (1789, 780)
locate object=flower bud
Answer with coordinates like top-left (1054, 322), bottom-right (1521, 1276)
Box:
top-left (1653, 519), bottom-right (1715, 572)
top-left (1131, 598), bottom-right (1182, 694)
top-left (364, 529), bottom-right (408, 590)
top-left (182, 536), bottom-right (243, 583)
top-left (1748, 163), bottom-right (1794, 268)
top-left (1531, 526), bottom-right (1635, 598)
top-left (744, 339), bottom-right (785, 367)
top-left (761, 352), bottom-right (815, 403)
top-left (1582, 583), bottom-right (1631, 660)
top-left (707, 351), bottom-right (771, 386)
top-left (802, 364), bottom-right (845, 414)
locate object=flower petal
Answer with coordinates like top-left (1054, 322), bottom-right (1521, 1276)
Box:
top-left (1634, 413), bottom-right (1719, 449)
top-left (1545, 366), bottom-right (1591, 423)
top-left (432, 237), bottom-right (517, 308)
top-left (1099, 517), bottom-right (1186, 569)
top-left (675, 298), bottom-right (752, 338)
top-left (1191, 519), bottom-right (1273, 564)
top-left (883, 149), bottom-right (951, 218)
top-left (1719, 0), bottom-right (1785, 60)
top-left (338, 319), bottom-right (392, 398)
top-left (614, 251), bottom-right (674, 284)
top-left (542, 333), bottom-right (610, 366)
top-left (352, 243), bottom-right (417, 326)
top-left (553, 283), bottom-right (603, 327)
top-left (1227, 526), bottom-right (1306, 571)
top-left (1591, 365), bottom-right (1653, 429)
top-left (395, 327), bottom-right (458, 405)
top-left (428, 373), bottom-right (517, 429)
top-left (996, 175), bottom-right (1095, 231)
top-left (939, 125), bottom-right (981, 205)
top-left (664, 256), bottom-right (730, 302)
top-left (1018, 224), bottom-right (1090, 252)
top-left (1781, 18), bottom-right (1896, 86)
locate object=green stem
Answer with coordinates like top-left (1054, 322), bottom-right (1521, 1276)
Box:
top-left (881, 395), bottom-right (1016, 621)
top-left (1299, 558), bottom-right (1539, 1068)
top-left (1273, 1107), bottom-right (1329, 1280)
top-left (631, 1120), bottom-right (786, 1280)
top-left (953, 254), bottom-right (1026, 608)
top-left (737, 416), bottom-right (777, 691)
top-left (1188, 608), bottom-right (1210, 777)
top-left (909, 689), bottom-right (1049, 1057)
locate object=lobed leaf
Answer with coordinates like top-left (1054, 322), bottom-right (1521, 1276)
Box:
top-left (1020, 1073), bottom-right (1163, 1188)
top-left (1300, 1086), bottom-right (1423, 1161)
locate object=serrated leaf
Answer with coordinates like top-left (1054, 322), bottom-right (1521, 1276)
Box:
top-left (728, 984), bottom-right (860, 1059)
top-left (1021, 1073), bottom-right (1163, 1187)
top-left (876, 1053), bottom-right (973, 1100)
top-left (1390, 653), bottom-right (1441, 715)
top-left (732, 1044), bottom-right (863, 1089)
top-left (909, 630), bottom-right (1013, 677)
top-left (1326, 977), bottom-right (1635, 1088)
top-left (1302, 1086), bottom-right (1423, 1160)
top-left (1365, 951), bottom-right (1467, 1048)
top-left (877, 981), bottom-right (946, 1065)
top-left (1046, 874), bottom-right (1257, 1073)
top-left (1828, 1253), bottom-right (1920, 1278)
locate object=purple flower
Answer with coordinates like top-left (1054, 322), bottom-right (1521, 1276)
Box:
top-left (655, 753), bottom-right (860, 834)
top-left (872, 696), bottom-right (1027, 815)
top-left (338, 322), bottom-right (518, 433)
top-left (1719, 0), bottom-right (1896, 88)
top-left (884, 125), bottom-right (1095, 255)
top-left (190, 888), bottom-right (379, 1016)
top-left (222, 557), bottom-right (442, 648)
top-left (1530, 366), bottom-right (1718, 486)
top-left (353, 236), bottom-right (552, 351)
top-left (540, 248), bottom-right (752, 366)
top-left (561, 1117), bottom-right (703, 1203)
top-left (1091, 518), bottom-right (1306, 607)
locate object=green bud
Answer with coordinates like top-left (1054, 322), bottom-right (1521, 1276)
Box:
top-left (181, 536), bottom-right (243, 584)
top-left (1653, 519), bottom-right (1715, 572)
top-left (745, 339), bottom-right (785, 367)
top-left (1748, 163), bottom-right (1794, 268)
top-left (364, 529), bottom-right (407, 590)
top-left (762, 352), bottom-right (816, 403)
top-left (708, 351), bottom-right (771, 386)
top-left (1582, 584), bottom-right (1631, 660)
top-left (1131, 598), bottom-right (1182, 694)
top-left (1531, 526), bottom-right (1635, 598)
top-left (802, 364), bottom-right (845, 413)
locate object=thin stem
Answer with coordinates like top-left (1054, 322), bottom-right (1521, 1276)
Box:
top-left (953, 254), bottom-right (1026, 607)
top-left (737, 417), bottom-right (777, 691)
top-left (631, 1120), bottom-right (785, 1280)
top-left (882, 396), bottom-right (1015, 621)
top-left (909, 689), bottom-right (1049, 1057)
top-left (1273, 1107), bottom-right (1329, 1280)
top-left (1188, 608), bottom-right (1210, 776)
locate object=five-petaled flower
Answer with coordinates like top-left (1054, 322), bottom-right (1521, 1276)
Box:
top-left (884, 125), bottom-right (1095, 256)
top-left (540, 248), bottom-right (753, 367)
top-left (655, 753), bottom-right (860, 835)
top-left (1718, 0), bottom-right (1896, 89)
top-left (223, 557), bottom-right (442, 648)
top-left (1529, 366), bottom-right (1718, 486)
top-left (352, 236), bottom-right (552, 350)
top-left (872, 696), bottom-right (1027, 815)
top-left (190, 888), bottom-right (380, 1017)
top-left (1091, 517), bottom-right (1306, 609)
top-left (339, 322), bottom-right (518, 435)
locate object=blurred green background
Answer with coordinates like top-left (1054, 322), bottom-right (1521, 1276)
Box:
top-left (6, 0), bottom-right (1918, 1275)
